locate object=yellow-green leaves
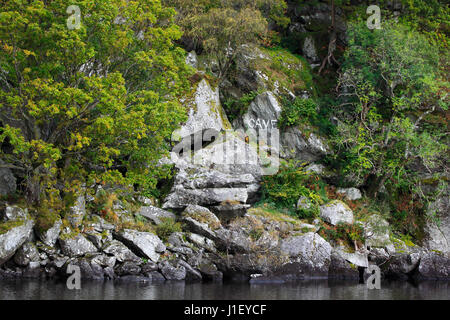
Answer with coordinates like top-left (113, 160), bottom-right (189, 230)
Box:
top-left (0, 0), bottom-right (191, 204)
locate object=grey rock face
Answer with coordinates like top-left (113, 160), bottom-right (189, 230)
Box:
top-left (177, 79), bottom-right (231, 138)
top-left (114, 229), bottom-right (165, 262)
top-left (182, 206), bottom-right (219, 240)
top-left (183, 205), bottom-right (221, 226)
top-left (187, 233), bottom-right (217, 253)
top-left (334, 246), bottom-right (368, 268)
top-left (59, 234), bottom-right (98, 257)
top-left (414, 252), bottom-right (450, 280)
top-left (90, 254), bottom-right (116, 269)
top-left (35, 218), bottom-right (62, 247)
top-left (163, 185), bottom-right (249, 209)
top-left (137, 206), bottom-right (176, 225)
top-left (1, 206), bottom-right (27, 222)
top-left (116, 261), bottom-right (141, 276)
top-left (0, 218), bottom-right (34, 265)
top-left (328, 251), bottom-right (360, 280)
top-left (178, 259), bottom-right (202, 282)
top-left (210, 203), bottom-right (250, 223)
top-left (234, 91), bottom-right (281, 132)
top-left (159, 260), bottom-right (187, 280)
top-left (0, 161), bottom-right (16, 197)
top-left (14, 242), bottom-right (40, 267)
top-left (386, 251), bottom-right (422, 279)
top-left (320, 200), bottom-right (354, 225)
top-left (66, 258), bottom-right (104, 280)
top-left (102, 240), bottom-right (141, 263)
top-left (336, 187), bottom-right (362, 201)
top-left (279, 232), bottom-right (332, 277)
top-left (281, 127), bottom-right (328, 161)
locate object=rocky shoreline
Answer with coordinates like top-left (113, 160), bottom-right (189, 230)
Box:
top-left (1, 198), bottom-right (449, 284)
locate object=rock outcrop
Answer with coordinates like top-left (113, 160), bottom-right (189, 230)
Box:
top-left (319, 200), bottom-right (354, 225)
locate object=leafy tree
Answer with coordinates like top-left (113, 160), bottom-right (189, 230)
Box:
top-left (190, 3), bottom-right (267, 80)
top-left (0, 0), bottom-right (191, 205)
top-left (167, 0), bottom-right (289, 80)
top-left (334, 21), bottom-right (448, 198)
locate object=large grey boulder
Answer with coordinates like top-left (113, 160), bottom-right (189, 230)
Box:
top-left (336, 187), bottom-right (362, 201)
top-left (278, 232), bottom-right (332, 278)
top-left (35, 218), bottom-right (62, 247)
top-left (116, 261), bottom-right (141, 276)
top-left (188, 131), bottom-right (264, 178)
top-left (102, 240), bottom-right (141, 263)
top-left (386, 251), bottom-right (422, 279)
top-left (59, 233), bottom-right (98, 257)
top-left (0, 161), bottom-right (16, 197)
top-left (320, 200), bottom-right (354, 225)
top-left (0, 218), bottom-right (34, 265)
top-left (113, 229), bottom-right (165, 263)
top-left (137, 206), bottom-right (176, 225)
top-left (90, 253), bottom-right (116, 269)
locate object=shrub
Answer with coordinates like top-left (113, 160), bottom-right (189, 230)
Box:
top-left (223, 91), bottom-right (259, 122)
top-left (156, 218), bottom-right (182, 241)
top-left (261, 160), bottom-right (322, 215)
top-left (279, 97), bottom-right (318, 128)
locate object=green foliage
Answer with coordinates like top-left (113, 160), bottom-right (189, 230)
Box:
top-left (169, 0), bottom-right (289, 79)
top-left (223, 91), bottom-right (259, 122)
top-left (35, 204), bottom-right (61, 234)
top-left (0, 0), bottom-right (191, 206)
top-left (318, 222), bottom-right (365, 247)
top-left (155, 217), bottom-right (182, 241)
top-left (260, 160), bottom-right (322, 214)
top-left (258, 46), bottom-right (314, 94)
top-left (0, 218), bottom-right (25, 235)
top-left (333, 20), bottom-right (448, 197)
top-left (279, 97), bottom-right (318, 128)
top-left (190, 5), bottom-right (267, 79)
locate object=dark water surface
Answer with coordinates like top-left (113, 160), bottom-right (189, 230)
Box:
top-left (0, 279), bottom-right (449, 300)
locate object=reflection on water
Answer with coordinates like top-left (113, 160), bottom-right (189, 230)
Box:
top-left (0, 279), bottom-right (448, 300)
